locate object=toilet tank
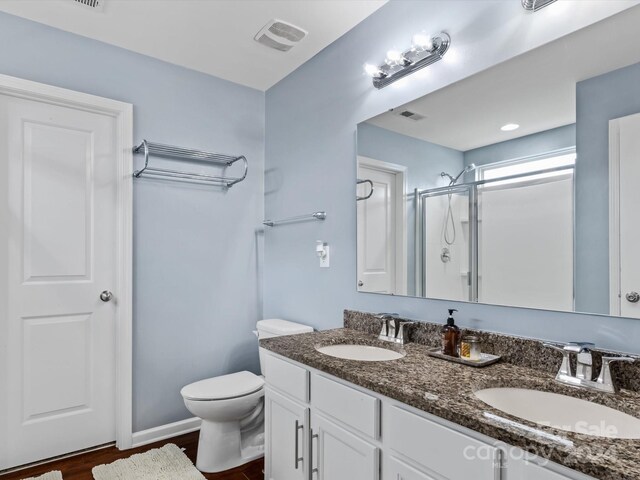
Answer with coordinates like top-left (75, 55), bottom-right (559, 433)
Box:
top-left (256, 319), bottom-right (313, 374)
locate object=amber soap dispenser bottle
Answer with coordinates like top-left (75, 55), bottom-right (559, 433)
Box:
top-left (441, 308), bottom-right (461, 357)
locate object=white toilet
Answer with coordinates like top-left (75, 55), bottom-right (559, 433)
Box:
top-left (181, 319), bottom-right (313, 473)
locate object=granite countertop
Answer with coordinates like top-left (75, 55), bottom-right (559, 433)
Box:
top-left (260, 328), bottom-right (640, 480)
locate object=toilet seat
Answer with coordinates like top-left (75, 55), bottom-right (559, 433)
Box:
top-left (181, 371), bottom-right (264, 401)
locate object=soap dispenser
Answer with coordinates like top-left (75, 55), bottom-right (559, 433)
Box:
top-left (441, 309), bottom-right (461, 357)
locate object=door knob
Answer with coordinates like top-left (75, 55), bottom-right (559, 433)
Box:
top-left (626, 292), bottom-right (640, 303)
top-left (358, 280), bottom-right (364, 287)
top-left (100, 290), bottom-right (113, 302)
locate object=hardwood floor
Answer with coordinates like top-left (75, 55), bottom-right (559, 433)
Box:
top-left (0, 432), bottom-right (264, 480)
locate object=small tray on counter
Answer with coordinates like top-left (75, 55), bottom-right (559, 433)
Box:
top-left (426, 348), bottom-right (501, 367)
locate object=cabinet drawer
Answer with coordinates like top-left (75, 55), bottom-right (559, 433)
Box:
top-left (311, 373), bottom-right (379, 439)
top-left (263, 352), bottom-right (309, 403)
top-left (387, 406), bottom-right (499, 479)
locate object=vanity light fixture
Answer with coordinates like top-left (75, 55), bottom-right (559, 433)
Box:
top-left (365, 32), bottom-right (451, 89)
top-left (501, 123), bottom-right (520, 132)
top-left (522, 0), bottom-right (558, 12)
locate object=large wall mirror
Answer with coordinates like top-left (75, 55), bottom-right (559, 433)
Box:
top-left (356, 6), bottom-right (640, 318)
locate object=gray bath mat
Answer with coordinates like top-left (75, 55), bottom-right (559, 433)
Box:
top-left (92, 443), bottom-right (205, 480)
top-left (21, 472), bottom-right (63, 480)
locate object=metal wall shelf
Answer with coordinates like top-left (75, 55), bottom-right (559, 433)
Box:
top-left (132, 140), bottom-right (248, 187)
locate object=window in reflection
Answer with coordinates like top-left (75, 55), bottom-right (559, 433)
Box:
top-left (479, 150), bottom-right (576, 186)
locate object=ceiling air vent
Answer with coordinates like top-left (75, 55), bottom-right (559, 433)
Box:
top-left (254, 19), bottom-right (307, 52)
top-left (72, 0), bottom-right (105, 11)
top-left (397, 110), bottom-right (426, 121)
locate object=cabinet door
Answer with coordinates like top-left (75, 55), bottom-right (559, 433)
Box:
top-left (310, 412), bottom-right (379, 480)
top-left (384, 455), bottom-right (436, 480)
top-left (265, 388), bottom-right (309, 480)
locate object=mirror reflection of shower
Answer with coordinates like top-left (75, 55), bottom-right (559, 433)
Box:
top-left (440, 164), bottom-right (476, 262)
top-left (441, 163), bottom-right (477, 187)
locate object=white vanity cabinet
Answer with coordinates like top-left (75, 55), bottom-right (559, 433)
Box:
top-left (263, 352), bottom-right (311, 480)
top-left (310, 412), bottom-right (379, 480)
top-left (262, 349), bottom-right (589, 480)
top-left (264, 388), bottom-right (309, 480)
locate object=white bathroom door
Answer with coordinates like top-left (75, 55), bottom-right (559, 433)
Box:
top-left (610, 112), bottom-right (640, 319)
top-left (357, 157), bottom-right (406, 295)
top-left (0, 91), bottom-right (119, 468)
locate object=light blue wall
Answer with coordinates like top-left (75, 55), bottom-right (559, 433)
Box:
top-left (264, 1), bottom-right (640, 354)
top-left (0, 12), bottom-right (265, 431)
top-left (357, 123), bottom-right (463, 295)
top-left (575, 62), bottom-right (640, 314)
top-left (464, 124), bottom-right (576, 168)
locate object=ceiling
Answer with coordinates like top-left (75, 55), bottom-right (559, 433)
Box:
top-left (0, 0), bottom-right (387, 91)
top-left (366, 5), bottom-right (640, 152)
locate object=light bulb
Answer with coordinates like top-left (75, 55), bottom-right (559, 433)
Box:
top-left (364, 63), bottom-right (382, 77)
top-left (412, 33), bottom-right (433, 52)
top-left (385, 50), bottom-right (405, 65)
top-left (501, 123), bottom-right (520, 132)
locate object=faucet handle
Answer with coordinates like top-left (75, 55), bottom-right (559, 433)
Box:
top-left (564, 342), bottom-right (596, 353)
top-left (600, 356), bottom-right (635, 371)
top-left (567, 343), bottom-right (596, 380)
top-left (396, 321), bottom-right (415, 344)
top-left (376, 313), bottom-right (399, 338)
top-left (379, 321), bottom-right (388, 338)
top-left (543, 342), bottom-right (573, 377)
top-left (543, 342), bottom-right (568, 353)
top-left (602, 356), bottom-right (636, 364)
top-left (596, 356), bottom-right (636, 393)
top-left (387, 319), bottom-right (397, 339)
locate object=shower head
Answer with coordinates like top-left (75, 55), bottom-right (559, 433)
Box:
top-left (441, 163), bottom-right (477, 186)
top-left (440, 171), bottom-right (455, 183)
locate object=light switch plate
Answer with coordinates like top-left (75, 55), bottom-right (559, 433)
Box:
top-left (320, 246), bottom-right (330, 268)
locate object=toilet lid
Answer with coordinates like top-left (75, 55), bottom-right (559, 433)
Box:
top-left (181, 371), bottom-right (264, 401)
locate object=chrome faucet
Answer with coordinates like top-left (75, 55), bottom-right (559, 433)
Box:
top-left (563, 342), bottom-right (595, 380)
top-left (544, 342), bottom-right (636, 393)
top-left (376, 313), bottom-right (414, 345)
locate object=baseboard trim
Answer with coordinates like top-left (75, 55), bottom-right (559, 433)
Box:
top-left (131, 417), bottom-right (201, 448)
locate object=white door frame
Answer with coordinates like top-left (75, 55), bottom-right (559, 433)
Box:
top-left (0, 74), bottom-right (134, 450)
top-left (609, 118), bottom-right (622, 316)
top-left (358, 156), bottom-right (408, 296)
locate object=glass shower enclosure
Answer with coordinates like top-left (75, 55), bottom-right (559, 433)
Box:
top-left (415, 165), bottom-right (574, 311)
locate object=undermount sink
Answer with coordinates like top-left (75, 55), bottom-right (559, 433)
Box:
top-left (316, 344), bottom-right (405, 361)
top-left (475, 387), bottom-right (640, 439)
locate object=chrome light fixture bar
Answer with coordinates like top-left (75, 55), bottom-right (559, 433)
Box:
top-left (366, 32), bottom-right (451, 89)
top-left (522, 0), bottom-right (558, 11)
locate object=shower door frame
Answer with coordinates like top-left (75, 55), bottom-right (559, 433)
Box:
top-left (416, 164), bottom-right (575, 304)
top-left (415, 184), bottom-right (477, 301)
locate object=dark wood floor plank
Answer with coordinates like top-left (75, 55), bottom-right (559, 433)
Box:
top-left (0, 432), bottom-right (263, 480)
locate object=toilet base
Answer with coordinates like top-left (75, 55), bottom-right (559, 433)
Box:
top-left (195, 419), bottom-right (264, 473)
